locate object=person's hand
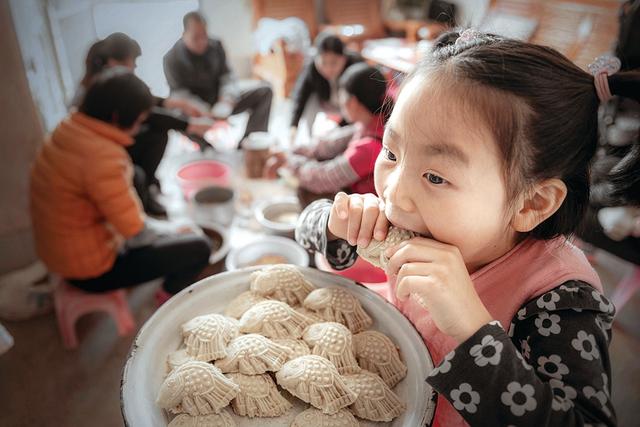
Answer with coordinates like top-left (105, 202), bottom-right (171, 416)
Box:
top-left (327, 192), bottom-right (389, 247)
top-left (262, 151), bottom-right (288, 179)
top-left (211, 98), bottom-right (235, 120)
top-left (385, 238), bottom-right (493, 343)
top-left (164, 98), bottom-right (207, 117)
top-left (186, 117), bottom-right (215, 137)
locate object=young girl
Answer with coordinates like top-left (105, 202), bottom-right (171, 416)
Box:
top-left (296, 30), bottom-right (638, 426)
top-left (31, 68), bottom-right (211, 302)
top-left (265, 63), bottom-right (388, 197)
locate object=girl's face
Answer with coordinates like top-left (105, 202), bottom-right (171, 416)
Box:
top-left (315, 52), bottom-right (347, 81)
top-left (374, 76), bottom-right (519, 273)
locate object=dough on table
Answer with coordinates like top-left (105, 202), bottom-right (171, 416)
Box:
top-left (353, 330), bottom-right (407, 387)
top-left (289, 408), bottom-right (360, 427)
top-left (239, 300), bottom-right (313, 339)
top-left (356, 227), bottom-right (416, 269)
top-left (214, 333), bottom-right (289, 375)
top-left (167, 411), bottom-right (236, 427)
top-left (303, 322), bottom-right (360, 375)
top-left (226, 372), bottom-right (292, 418)
top-left (250, 264), bottom-right (315, 306)
top-left (342, 371), bottom-right (405, 422)
top-left (181, 314), bottom-right (239, 362)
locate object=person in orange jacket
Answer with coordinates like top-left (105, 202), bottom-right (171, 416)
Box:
top-left (30, 68), bottom-right (211, 300)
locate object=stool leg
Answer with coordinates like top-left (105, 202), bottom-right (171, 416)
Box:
top-left (610, 267), bottom-right (640, 311)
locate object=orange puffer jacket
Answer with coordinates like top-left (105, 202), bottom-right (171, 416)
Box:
top-left (30, 112), bottom-right (145, 279)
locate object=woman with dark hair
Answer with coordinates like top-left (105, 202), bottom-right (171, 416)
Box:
top-left (73, 32), bottom-right (215, 216)
top-left (32, 68), bottom-right (212, 302)
top-left (289, 32), bottom-right (362, 144)
top-left (265, 63), bottom-right (389, 198)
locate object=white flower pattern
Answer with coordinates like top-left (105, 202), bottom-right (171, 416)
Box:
top-left (534, 312), bottom-right (562, 336)
top-left (571, 330), bottom-right (600, 361)
top-left (583, 386), bottom-right (612, 417)
top-left (431, 350), bottom-right (455, 375)
top-left (549, 378), bottom-right (577, 411)
top-left (501, 382), bottom-right (537, 416)
top-left (591, 291), bottom-right (614, 314)
top-left (450, 383), bottom-right (480, 414)
top-left (536, 291), bottom-right (560, 310)
top-left (537, 354), bottom-right (570, 379)
top-left (520, 337), bottom-right (531, 360)
top-left (470, 335), bottom-right (504, 367)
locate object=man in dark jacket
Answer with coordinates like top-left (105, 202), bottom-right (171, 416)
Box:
top-left (163, 11), bottom-right (272, 144)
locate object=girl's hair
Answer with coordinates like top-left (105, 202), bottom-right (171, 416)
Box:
top-left (408, 30), bottom-right (640, 239)
top-left (339, 63), bottom-right (388, 117)
top-left (314, 32), bottom-right (344, 56)
top-left (79, 67), bottom-right (153, 129)
top-left (80, 32), bottom-right (141, 88)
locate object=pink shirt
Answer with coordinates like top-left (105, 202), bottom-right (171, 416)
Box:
top-left (344, 114), bottom-right (385, 194)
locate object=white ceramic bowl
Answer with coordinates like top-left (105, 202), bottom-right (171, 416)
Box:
top-left (121, 267), bottom-right (436, 427)
top-left (254, 197), bottom-right (301, 236)
top-left (224, 235), bottom-right (309, 271)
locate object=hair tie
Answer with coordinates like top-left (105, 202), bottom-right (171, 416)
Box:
top-left (588, 55), bottom-right (621, 103)
top-left (455, 29), bottom-right (482, 46)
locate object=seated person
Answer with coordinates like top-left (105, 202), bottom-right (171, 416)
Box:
top-left (164, 11), bottom-right (273, 144)
top-left (31, 68), bottom-right (212, 302)
top-left (289, 32), bottom-right (362, 145)
top-left (264, 63), bottom-right (388, 198)
top-left (73, 32), bottom-right (214, 216)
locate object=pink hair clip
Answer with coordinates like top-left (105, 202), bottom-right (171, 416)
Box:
top-left (588, 54), bottom-right (621, 103)
top-left (456, 29), bottom-right (482, 46)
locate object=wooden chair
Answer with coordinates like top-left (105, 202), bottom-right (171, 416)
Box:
top-left (251, 0), bottom-right (316, 98)
top-left (321, 0), bottom-right (386, 51)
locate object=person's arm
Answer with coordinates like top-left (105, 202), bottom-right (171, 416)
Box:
top-left (290, 153), bottom-right (360, 194)
top-left (85, 152), bottom-right (144, 238)
top-left (215, 41), bottom-right (240, 103)
top-left (308, 124), bottom-right (358, 160)
top-left (290, 62), bottom-right (315, 128)
top-left (145, 107), bottom-right (189, 132)
top-left (295, 199), bottom-right (358, 270)
top-left (427, 282), bottom-right (617, 426)
top-left (163, 50), bottom-right (190, 93)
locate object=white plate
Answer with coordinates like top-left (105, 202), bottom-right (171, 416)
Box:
top-left (121, 267), bottom-right (436, 426)
top-left (225, 236), bottom-right (309, 271)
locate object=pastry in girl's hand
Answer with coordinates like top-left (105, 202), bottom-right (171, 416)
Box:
top-left (239, 300), bottom-right (313, 339)
top-left (156, 361), bottom-right (239, 416)
top-left (289, 407), bottom-right (360, 427)
top-left (214, 334), bottom-right (289, 374)
top-left (168, 411), bottom-right (236, 427)
top-left (303, 288), bottom-right (372, 333)
top-left (275, 355), bottom-right (357, 414)
top-left (352, 330), bottom-right (407, 387)
top-left (226, 372), bottom-right (292, 418)
top-left (356, 226), bottom-right (416, 269)
top-left (224, 291), bottom-right (268, 319)
top-left (303, 322), bottom-right (360, 374)
top-left (181, 314), bottom-right (239, 362)
top-left (342, 370), bottom-right (405, 422)
top-left (250, 264), bottom-right (315, 306)
top-left (272, 338), bottom-right (311, 361)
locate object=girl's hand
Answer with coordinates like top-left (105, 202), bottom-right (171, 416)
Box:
top-left (327, 192), bottom-right (389, 247)
top-left (386, 238), bottom-right (493, 344)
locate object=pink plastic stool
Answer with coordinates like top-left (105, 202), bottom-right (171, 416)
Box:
top-left (610, 266), bottom-right (640, 311)
top-left (53, 277), bottom-right (135, 349)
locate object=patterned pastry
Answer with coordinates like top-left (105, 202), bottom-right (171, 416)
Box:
top-left (276, 355), bottom-right (357, 414)
top-left (303, 288), bottom-right (373, 334)
top-left (303, 322), bottom-right (360, 374)
top-left (353, 331), bottom-right (407, 387)
top-left (250, 264), bottom-right (315, 306)
top-left (273, 338), bottom-right (311, 361)
top-left (290, 408), bottom-right (360, 427)
top-left (356, 227), bottom-right (416, 269)
top-left (156, 361), bottom-right (239, 416)
top-left (167, 348), bottom-right (197, 373)
top-left (181, 314), bottom-right (239, 361)
top-left (294, 306), bottom-right (326, 323)
top-left (224, 291), bottom-right (268, 319)
top-left (167, 411), bottom-right (236, 427)
top-left (214, 334), bottom-right (290, 374)
top-left (226, 372), bottom-right (292, 418)
top-left (342, 371), bottom-right (405, 422)
top-left (239, 300), bottom-right (313, 339)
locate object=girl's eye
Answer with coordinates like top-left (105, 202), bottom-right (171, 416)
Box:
top-left (382, 147), bottom-right (396, 161)
top-left (424, 172), bottom-right (447, 185)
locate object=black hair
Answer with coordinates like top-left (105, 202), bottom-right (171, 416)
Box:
top-left (80, 32), bottom-right (141, 88)
top-left (314, 32), bottom-right (344, 56)
top-left (339, 63), bottom-right (388, 116)
top-left (408, 29), bottom-right (640, 239)
top-left (183, 11), bottom-right (206, 31)
top-left (79, 67), bottom-right (153, 129)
